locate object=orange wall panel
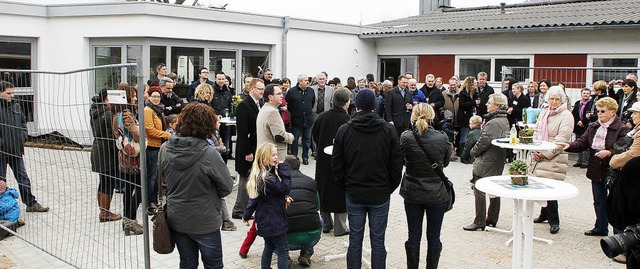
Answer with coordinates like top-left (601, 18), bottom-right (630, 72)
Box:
top-left (418, 55), bottom-right (455, 83)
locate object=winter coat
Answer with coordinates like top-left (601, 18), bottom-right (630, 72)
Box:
top-left (286, 169), bottom-right (321, 246)
top-left (256, 102), bottom-right (294, 160)
top-left (572, 98), bottom-right (593, 137)
top-left (243, 163), bottom-right (292, 238)
top-left (420, 85), bottom-right (445, 113)
top-left (587, 93), bottom-right (607, 122)
top-left (399, 126), bottom-right (452, 205)
top-left (286, 85), bottom-right (315, 128)
top-left (332, 111), bottom-right (403, 205)
top-left (143, 106), bottom-right (171, 149)
top-left (384, 87), bottom-right (412, 130)
top-left (161, 135), bottom-right (233, 235)
top-left (409, 89), bottom-right (427, 104)
top-left (471, 110), bottom-right (509, 177)
top-left (609, 88), bottom-right (637, 124)
top-left (532, 104), bottom-right (574, 180)
top-left (312, 108), bottom-right (351, 213)
top-left (476, 85), bottom-right (495, 117)
top-left (235, 96), bottom-right (261, 177)
top-left (461, 125), bottom-right (482, 164)
top-left (442, 87), bottom-right (460, 126)
top-left (211, 83), bottom-right (232, 117)
top-left (457, 88), bottom-right (476, 127)
top-left (186, 79), bottom-right (215, 102)
top-left (507, 93), bottom-right (531, 126)
top-left (160, 93), bottom-right (185, 116)
top-left (311, 85), bottom-right (334, 114)
top-left (566, 117), bottom-right (629, 182)
top-left (89, 99), bottom-right (117, 173)
top-left (610, 129), bottom-right (640, 169)
top-left (0, 99), bottom-right (27, 156)
top-left (0, 189), bottom-right (20, 222)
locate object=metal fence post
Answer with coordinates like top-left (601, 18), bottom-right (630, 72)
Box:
top-left (136, 57), bottom-right (152, 269)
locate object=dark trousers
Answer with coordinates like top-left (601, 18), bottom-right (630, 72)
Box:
top-left (404, 201), bottom-right (447, 248)
top-left (220, 124), bottom-right (231, 163)
top-left (173, 229), bottom-right (224, 269)
top-left (97, 172), bottom-right (118, 195)
top-left (628, 250), bottom-right (640, 269)
top-left (261, 233), bottom-right (289, 269)
top-left (538, 200), bottom-right (559, 226)
top-left (473, 175), bottom-right (500, 225)
top-left (592, 180), bottom-right (609, 232)
top-left (0, 155), bottom-right (37, 206)
top-left (146, 148), bottom-right (159, 205)
top-left (122, 173), bottom-right (141, 220)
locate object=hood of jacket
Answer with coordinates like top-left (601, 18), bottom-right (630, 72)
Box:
top-left (164, 135), bottom-right (211, 171)
top-left (348, 111), bottom-right (385, 134)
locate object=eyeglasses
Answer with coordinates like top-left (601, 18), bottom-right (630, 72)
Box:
top-left (597, 109), bottom-right (609, 114)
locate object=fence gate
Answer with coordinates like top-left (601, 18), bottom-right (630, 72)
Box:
top-left (0, 63), bottom-right (151, 269)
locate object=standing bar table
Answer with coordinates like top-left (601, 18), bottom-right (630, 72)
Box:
top-left (475, 176), bottom-right (578, 269)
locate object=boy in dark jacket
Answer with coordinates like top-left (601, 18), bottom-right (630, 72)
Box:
top-left (461, 115), bottom-right (483, 164)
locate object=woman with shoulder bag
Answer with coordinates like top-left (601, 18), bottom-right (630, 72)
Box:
top-left (111, 84), bottom-right (143, 235)
top-left (400, 103), bottom-right (452, 269)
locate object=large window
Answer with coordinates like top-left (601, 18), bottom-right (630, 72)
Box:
top-left (458, 56), bottom-right (531, 82)
top-left (171, 46), bottom-right (204, 97)
top-left (592, 58), bottom-right (639, 83)
top-left (210, 50), bottom-right (236, 93)
top-left (242, 50), bottom-right (269, 79)
top-left (94, 47), bottom-right (122, 91)
top-left (0, 40), bottom-right (34, 122)
top-left (149, 45), bottom-right (167, 82)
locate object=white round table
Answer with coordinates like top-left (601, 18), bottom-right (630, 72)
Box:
top-left (476, 176), bottom-right (579, 269)
top-left (491, 139), bottom-right (557, 166)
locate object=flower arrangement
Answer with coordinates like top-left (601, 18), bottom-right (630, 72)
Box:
top-left (508, 160), bottom-right (529, 185)
top-left (229, 95), bottom-right (243, 118)
top-left (518, 126), bottom-right (535, 144)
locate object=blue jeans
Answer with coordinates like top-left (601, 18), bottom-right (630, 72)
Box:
top-left (292, 126), bottom-right (312, 161)
top-left (404, 201), bottom-right (447, 248)
top-left (0, 155), bottom-right (37, 206)
top-left (459, 126), bottom-right (470, 145)
top-left (146, 148), bottom-right (159, 205)
top-left (262, 233), bottom-right (289, 269)
top-left (172, 229), bottom-right (224, 269)
top-left (346, 196), bottom-right (389, 269)
top-left (592, 180), bottom-right (609, 233)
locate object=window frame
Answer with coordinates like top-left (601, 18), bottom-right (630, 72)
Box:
top-left (455, 55), bottom-right (534, 83)
top-left (0, 37), bottom-right (37, 123)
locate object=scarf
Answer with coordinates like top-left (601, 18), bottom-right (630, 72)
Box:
top-left (592, 116), bottom-right (616, 150)
top-left (536, 107), bottom-right (555, 141)
top-left (146, 99), bottom-right (165, 117)
top-left (578, 98), bottom-right (591, 121)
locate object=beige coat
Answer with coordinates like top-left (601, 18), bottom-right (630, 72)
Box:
top-left (256, 102), bottom-right (294, 160)
top-left (610, 129), bottom-right (640, 169)
top-left (531, 104), bottom-right (574, 180)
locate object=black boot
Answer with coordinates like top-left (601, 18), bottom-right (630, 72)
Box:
top-left (405, 242), bottom-right (420, 269)
top-left (426, 247), bottom-right (442, 269)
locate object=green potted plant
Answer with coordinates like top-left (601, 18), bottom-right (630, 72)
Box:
top-left (518, 126), bottom-right (535, 144)
top-left (508, 160), bottom-right (529, 185)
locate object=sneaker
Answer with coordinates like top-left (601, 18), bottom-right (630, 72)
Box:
top-left (26, 202), bottom-right (49, 212)
top-left (221, 220), bottom-right (237, 231)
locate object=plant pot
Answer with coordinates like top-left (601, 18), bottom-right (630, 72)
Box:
top-left (519, 136), bottom-right (534, 144)
top-left (510, 174), bottom-right (529, 186)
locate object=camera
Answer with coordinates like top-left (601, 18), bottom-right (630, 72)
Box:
top-left (601, 223), bottom-right (640, 258)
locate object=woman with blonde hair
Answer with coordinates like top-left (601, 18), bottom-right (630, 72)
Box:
top-left (243, 142), bottom-right (292, 269)
top-left (193, 83), bottom-right (214, 105)
top-left (400, 103), bottom-right (452, 269)
top-left (458, 76), bottom-right (478, 153)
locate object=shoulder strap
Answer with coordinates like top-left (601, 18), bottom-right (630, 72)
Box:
top-left (157, 145), bottom-right (166, 206)
top-left (412, 129), bottom-right (449, 181)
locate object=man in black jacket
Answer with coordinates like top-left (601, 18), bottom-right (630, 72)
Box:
top-left (286, 75), bottom-right (315, 165)
top-left (419, 74), bottom-right (445, 129)
top-left (332, 89), bottom-right (403, 269)
top-left (385, 75), bottom-right (412, 137)
top-left (211, 72), bottom-right (234, 161)
top-left (0, 81), bottom-right (48, 212)
top-left (186, 67), bottom-right (215, 102)
top-left (159, 77), bottom-right (184, 116)
top-left (476, 72), bottom-right (495, 117)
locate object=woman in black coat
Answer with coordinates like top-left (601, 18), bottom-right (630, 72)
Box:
top-left (507, 83), bottom-right (531, 127)
top-left (311, 88), bottom-right (351, 236)
top-left (457, 76), bottom-right (477, 150)
top-left (89, 88), bottom-right (121, 222)
top-left (571, 88), bottom-right (593, 168)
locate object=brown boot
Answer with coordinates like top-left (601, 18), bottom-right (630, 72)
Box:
top-left (98, 192), bottom-right (122, 222)
top-left (122, 219), bottom-right (143, 236)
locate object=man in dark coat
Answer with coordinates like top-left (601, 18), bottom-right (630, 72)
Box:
top-left (311, 88), bottom-right (351, 236)
top-left (0, 81), bottom-right (48, 212)
top-left (211, 72), bottom-right (234, 161)
top-left (475, 72), bottom-right (495, 117)
top-left (332, 89), bottom-right (403, 269)
top-left (286, 75), bottom-right (315, 165)
top-left (159, 77), bottom-right (184, 116)
top-left (384, 75), bottom-right (412, 137)
top-left (231, 78), bottom-right (264, 219)
top-left (419, 74), bottom-right (445, 129)
top-left (609, 79), bottom-right (638, 126)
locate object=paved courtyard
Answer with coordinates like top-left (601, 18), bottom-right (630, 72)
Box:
top-left (0, 147), bottom-right (623, 268)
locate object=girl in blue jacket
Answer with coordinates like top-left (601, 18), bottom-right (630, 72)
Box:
top-left (243, 142), bottom-right (292, 269)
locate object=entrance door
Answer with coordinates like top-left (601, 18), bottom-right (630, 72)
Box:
top-left (380, 58), bottom-right (401, 84)
top-left (209, 50), bottom-right (237, 94)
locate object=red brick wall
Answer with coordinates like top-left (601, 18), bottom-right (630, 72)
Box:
top-left (417, 55), bottom-right (455, 83)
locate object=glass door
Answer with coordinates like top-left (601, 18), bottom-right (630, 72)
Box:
top-left (209, 50), bottom-right (237, 94)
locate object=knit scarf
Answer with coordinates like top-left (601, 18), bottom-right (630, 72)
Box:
top-left (146, 99), bottom-right (165, 117)
top-left (592, 116), bottom-right (616, 150)
top-left (536, 107), bottom-right (555, 142)
top-left (578, 99), bottom-right (591, 121)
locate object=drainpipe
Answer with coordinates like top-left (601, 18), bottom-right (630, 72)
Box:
top-left (282, 16), bottom-right (290, 78)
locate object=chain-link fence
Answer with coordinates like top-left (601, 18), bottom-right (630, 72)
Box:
top-left (0, 63), bottom-right (151, 268)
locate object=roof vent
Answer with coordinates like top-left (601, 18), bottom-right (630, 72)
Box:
top-left (500, 2), bottom-right (506, 14)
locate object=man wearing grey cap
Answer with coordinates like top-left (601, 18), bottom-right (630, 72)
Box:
top-left (332, 89), bottom-right (402, 269)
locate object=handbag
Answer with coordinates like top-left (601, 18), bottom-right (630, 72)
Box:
top-left (604, 133), bottom-right (634, 189)
top-left (152, 146), bottom-right (175, 254)
top-left (116, 113), bottom-right (141, 175)
top-left (412, 129), bottom-right (455, 211)
top-left (604, 168), bottom-right (621, 189)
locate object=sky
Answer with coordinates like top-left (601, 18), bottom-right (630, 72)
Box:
top-left (201, 0), bottom-right (527, 25)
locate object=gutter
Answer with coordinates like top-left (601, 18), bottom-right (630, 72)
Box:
top-left (282, 16), bottom-right (290, 78)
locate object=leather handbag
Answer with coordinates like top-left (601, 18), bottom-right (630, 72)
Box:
top-left (152, 146), bottom-right (175, 254)
top-left (412, 128), bottom-right (455, 211)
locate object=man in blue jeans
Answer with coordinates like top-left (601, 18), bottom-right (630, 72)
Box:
top-left (0, 81), bottom-right (48, 213)
top-left (285, 75), bottom-right (315, 165)
top-left (332, 90), bottom-right (403, 269)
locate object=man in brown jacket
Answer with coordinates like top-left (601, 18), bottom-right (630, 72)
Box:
top-left (256, 84), bottom-right (294, 160)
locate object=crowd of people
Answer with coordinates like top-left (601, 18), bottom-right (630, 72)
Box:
top-left (0, 68), bottom-right (639, 268)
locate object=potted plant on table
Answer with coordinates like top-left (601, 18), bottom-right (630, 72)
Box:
top-left (508, 160), bottom-right (529, 186)
top-left (518, 126), bottom-right (535, 144)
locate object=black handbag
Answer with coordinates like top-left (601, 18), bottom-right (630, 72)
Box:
top-left (411, 129), bottom-right (455, 211)
top-left (605, 135), bottom-right (634, 189)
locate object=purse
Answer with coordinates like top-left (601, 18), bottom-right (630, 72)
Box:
top-left (412, 129), bottom-right (455, 211)
top-left (152, 146), bottom-right (175, 254)
top-left (116, 113), bottom-right (141, 174)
